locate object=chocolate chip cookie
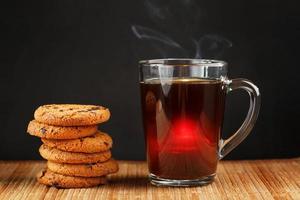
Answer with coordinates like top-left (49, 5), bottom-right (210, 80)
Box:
top-left (34, 104), bottom-right (110, 126)
top-left (47, 159), bottom-right (119, 177)
top-left (27, 120), bottom-right (97, 139)
top-left (37, 169), bottom-right (107, 188)
top-left (41, 131), bottom-right (112, 153)
top-left (39, 144), bottom-right (111, 164)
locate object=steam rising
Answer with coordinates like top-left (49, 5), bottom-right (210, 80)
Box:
top-left (193, 35), bottom-right (232, 59)
top-left (132, 0), bottom-right (232, 59)
top-left (132, 25), bottom-right (188, 58)
top-left (132, 25), bottom-right (181, 48)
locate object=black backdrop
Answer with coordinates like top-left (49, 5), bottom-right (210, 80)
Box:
top-left (1, 0), bottom-right (299, 160)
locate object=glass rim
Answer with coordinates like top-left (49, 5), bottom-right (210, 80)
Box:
top-left (139, 58), bottom-right (227, 67)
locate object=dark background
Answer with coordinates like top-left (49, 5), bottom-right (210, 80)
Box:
top-left (1, 0), bottom-right (299, 160)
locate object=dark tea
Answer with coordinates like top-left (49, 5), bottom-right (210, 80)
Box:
top-left (140, 78), bottom-right (226, 180)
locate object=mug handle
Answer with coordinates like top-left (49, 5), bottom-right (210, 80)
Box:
top-left (219, 78), bottom-right (261, 159)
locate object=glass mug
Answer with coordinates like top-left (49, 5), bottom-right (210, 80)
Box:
top-left (139, 59), bottom-right (260, 186)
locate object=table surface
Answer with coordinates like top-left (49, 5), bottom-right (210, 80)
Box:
top-left (0, 159), bottom-right (299, 200)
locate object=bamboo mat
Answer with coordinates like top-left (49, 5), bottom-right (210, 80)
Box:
top-left (0, 159), bottom-right (299, 200)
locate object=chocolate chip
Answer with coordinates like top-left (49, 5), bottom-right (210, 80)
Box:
top-left (52, 182), bottom-right (62, 189)
top-left (86, 163), bottom-right (95, 168)
top-left (104, 142), bottom-right (109, 146)
top-left (59, 109), bottom-right (63, 112)
top-left (77, 106), bottom-right (100, 113)
top-left (88, 107), bottom-right (100, 111)
top-left (40, 128), bottom-right (47, 134)
top-left (39, 170), bottom-right (46, 178)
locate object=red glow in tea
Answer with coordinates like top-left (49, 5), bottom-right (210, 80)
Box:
top-left (141, 78), bottom-right (226, 180)
top-left (164, 118), bottom-right (203, 152)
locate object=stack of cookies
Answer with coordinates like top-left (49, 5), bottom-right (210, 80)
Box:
top-left (27, 104), bottom-right (118, 188)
